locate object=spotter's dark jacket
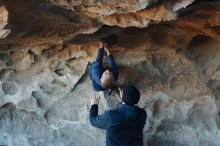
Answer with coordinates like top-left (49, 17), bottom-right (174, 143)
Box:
top-left (90, 104), bottom-right (147, 146)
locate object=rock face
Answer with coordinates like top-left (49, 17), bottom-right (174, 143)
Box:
top-left (0, 5), bottom-right (10, 39)
top-left (50, 0), bottom-right (195, 27)
top-left (0, 0), bottom-right (102, 45)
top-left (1, 0), bottom-right (220, 146)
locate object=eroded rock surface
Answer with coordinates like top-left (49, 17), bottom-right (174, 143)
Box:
top-left (0, 5), bottom-right (10, 39)
top-left (50, 0), bottom-right (196, 27)
top-left (1, 0), bottom-right (220, 146)
top-left (0, 0), bottom-right (101, 45)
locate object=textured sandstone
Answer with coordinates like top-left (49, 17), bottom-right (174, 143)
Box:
top-left (1, 0), bottom-right (220, 146)
top-left (0, 0), bottom-right (101, 45)
top-left (0, 5), bottom-right (10, 39)
top-left (50, 0), bottom-right (196, 27)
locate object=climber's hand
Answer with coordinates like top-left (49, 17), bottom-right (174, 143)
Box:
top-left (104, 47), bottom-right (111, 56)
top-left (99, 41), bottom-right (105, 48)
top-left (90, 92), bottom-right (100, 105)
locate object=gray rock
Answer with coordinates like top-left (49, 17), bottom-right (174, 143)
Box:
top-left (2, 82), bottom-right (18, 95)
top-left (0, 1), bottom-right (220, 145)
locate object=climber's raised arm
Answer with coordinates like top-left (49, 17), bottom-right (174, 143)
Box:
top-left (95, 42), bottom-right (105, 63)
top-left (105, 47), bottom-right (119, 80)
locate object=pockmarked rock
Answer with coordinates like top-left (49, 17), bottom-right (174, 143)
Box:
top-left (0, 0), bottom-right (220, 146)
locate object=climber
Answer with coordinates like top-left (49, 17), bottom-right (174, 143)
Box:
top-left (89, 85), bottom-right (147, 146)
top-left (89, 40), bottom-right (118, 91)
